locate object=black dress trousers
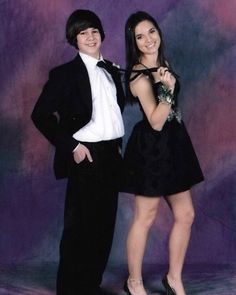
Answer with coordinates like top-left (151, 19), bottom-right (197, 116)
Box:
top-left (56, 139), bottom-right (122, 295)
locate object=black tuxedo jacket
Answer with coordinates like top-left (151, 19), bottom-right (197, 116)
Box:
top-left (31, 54), bottom-right (125, 179)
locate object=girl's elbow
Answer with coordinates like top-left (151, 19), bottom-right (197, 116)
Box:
top-left (149, 114), bottom-right (166, 131)
top-left (151, 122), bottom-right (164, 131)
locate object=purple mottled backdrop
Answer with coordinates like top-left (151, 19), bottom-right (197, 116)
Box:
top-left (0, 0), bottom-right (236, 269)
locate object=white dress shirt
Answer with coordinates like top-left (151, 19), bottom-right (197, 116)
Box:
top-left (73, 52), bottom-right (124, 142)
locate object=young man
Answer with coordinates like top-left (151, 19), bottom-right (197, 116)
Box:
top-left (31, 9), bottom-right (125, 295)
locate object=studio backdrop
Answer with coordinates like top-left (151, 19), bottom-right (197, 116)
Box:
top-left (0, 0), bottom-right (235, 268)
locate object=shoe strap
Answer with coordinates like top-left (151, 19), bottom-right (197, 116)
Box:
top-left (128, 277), bottom-right (143, 285)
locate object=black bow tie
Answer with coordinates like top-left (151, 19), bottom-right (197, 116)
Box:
top-left (97, 61), bottom-right (113, 75)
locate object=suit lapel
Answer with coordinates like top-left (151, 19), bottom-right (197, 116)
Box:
top-left (72, 54), bottom-right (124, 114)
top-left (73, 54), bottom-right (93, 113)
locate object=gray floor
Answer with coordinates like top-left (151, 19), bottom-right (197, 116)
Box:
top-left (0, 264), bottom-right (236, 295)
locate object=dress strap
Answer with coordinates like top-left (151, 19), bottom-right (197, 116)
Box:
top-left (129, 67), bottom-right (160, 81)
top-left (117, 66), bottom-right (178, 82)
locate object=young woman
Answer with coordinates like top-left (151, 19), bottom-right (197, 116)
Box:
top-left (122, 11), bottom-right (204, 295)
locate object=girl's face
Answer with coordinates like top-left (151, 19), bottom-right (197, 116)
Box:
top-left (134, 20), bottom-right (161, 57)
top-left (76, 27), bottom-right (101, 59)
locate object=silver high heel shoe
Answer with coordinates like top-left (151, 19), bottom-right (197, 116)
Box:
top-left (123, 278), bottom-right (145, 295)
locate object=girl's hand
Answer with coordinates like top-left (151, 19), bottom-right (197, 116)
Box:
top-left (158, 67), bottom-right (176, 92)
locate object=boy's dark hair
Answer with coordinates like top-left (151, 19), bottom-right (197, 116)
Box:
top-left (66, 9), bottom-right (105, 49)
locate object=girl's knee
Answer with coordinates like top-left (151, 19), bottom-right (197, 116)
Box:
top-left (135, 209), bottom-right (157, 229)
top-left (175, 209), bottom-right (195, 226)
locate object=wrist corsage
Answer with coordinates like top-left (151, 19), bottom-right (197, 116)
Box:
top-left (157, 85), bottom-right (182, 123)
top-left (158, 85), bottom-right (174, 106)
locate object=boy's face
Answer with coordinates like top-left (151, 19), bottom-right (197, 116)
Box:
top-left (76, 27), bottom-right (101, 59)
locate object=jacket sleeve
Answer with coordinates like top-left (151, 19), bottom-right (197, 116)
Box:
top-left (31, 69), bottom-right (79, 153)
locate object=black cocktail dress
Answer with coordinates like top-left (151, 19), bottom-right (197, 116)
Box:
top-left (122, 82), bottom-right (204, 197)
